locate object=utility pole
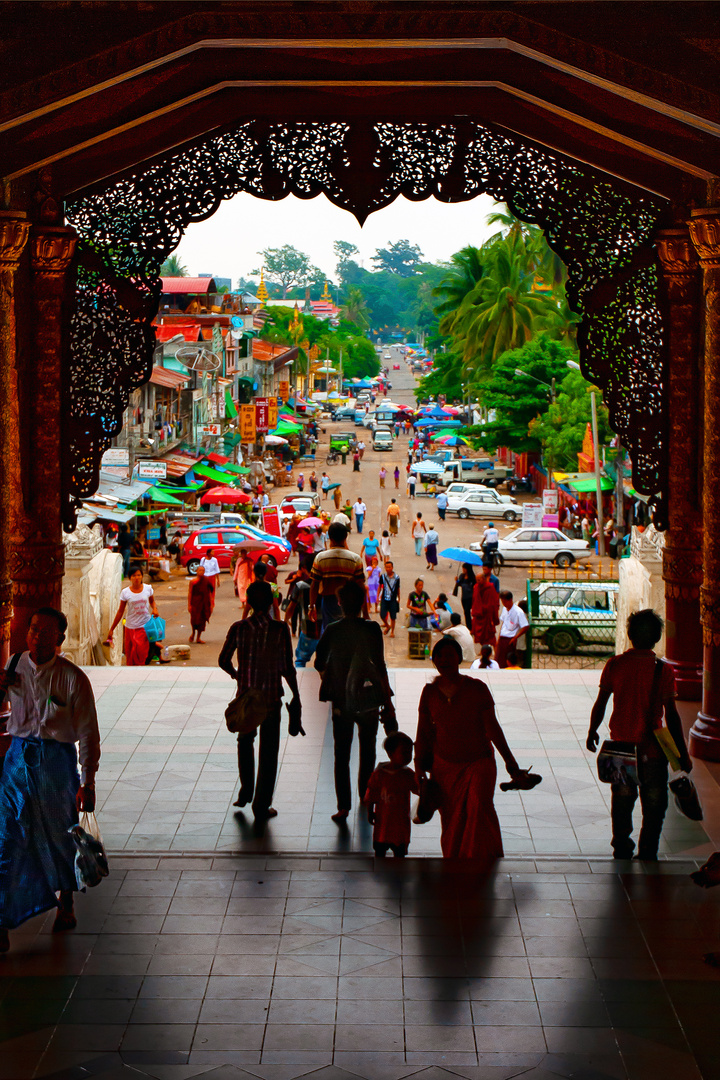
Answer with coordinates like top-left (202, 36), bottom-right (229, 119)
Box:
top-left (590, 391), bottom-right (606, 557)
top-left (615, 443), bottom-right (625, 536)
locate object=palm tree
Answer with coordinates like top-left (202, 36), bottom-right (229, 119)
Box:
top-left (433, 246), bottom-right (487, 328)
top-left (339, 286), bottom-right (370, 329)
top-left (447, 237), bottom-right (558, 378)
top-left (160, 254), bottom-right (188, 277)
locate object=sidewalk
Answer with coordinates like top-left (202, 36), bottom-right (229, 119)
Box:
top-left (88, 668), bottom-right (719, 860)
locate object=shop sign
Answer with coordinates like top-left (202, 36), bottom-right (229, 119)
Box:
top-left (240, 405), bottom-right (256, 442)
top-left (278, 381), bottom-right (289, 401)
top-left (542, 488), bottom-right (559, 513)
top-left (198, 424), bottom-right (222, 437)
top-left (522, 503), bottom-right (544, 527)
top-left (268, 399), bottom-right (278, 430)
top-left (101, 448), bottom-right (129, 466)
top-left (136, 461), bottom-right (167, 480)
top-left (255, 397), bottom-right (270, 433)
top-left (261, 505), bottom-right (282, 537)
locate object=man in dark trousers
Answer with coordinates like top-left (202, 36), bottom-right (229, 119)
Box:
top-left (219, 581), bottom-right (303, 820)
top-left (314, 581), bottom-right (396, 822)
top-left (117, 523), bottom-right (134, 579)
top-left (587, 608), bottom-right (692, 860)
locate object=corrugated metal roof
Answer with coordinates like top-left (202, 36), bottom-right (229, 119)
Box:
top-left (161, 277), bottom-right (216, 294)
top-left (149, 366), bottom-right (190, 389)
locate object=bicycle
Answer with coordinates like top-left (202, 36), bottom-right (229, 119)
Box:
top-left (326, 448), bottom-right (340, 465)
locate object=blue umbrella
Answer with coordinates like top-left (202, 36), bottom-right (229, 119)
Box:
top-left (439, 547), bottom-right (485, 565)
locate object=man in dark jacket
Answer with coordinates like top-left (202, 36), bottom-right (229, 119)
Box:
top-left (314, 581), bottom-right (396, 822)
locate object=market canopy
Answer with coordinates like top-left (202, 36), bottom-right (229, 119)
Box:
top-left (143, 486), bottom-right (184, 505)
top-left (193, 463), bottom-right (242, 485)
top-left (200, 486), bottom-right (252, 505)
top-left (566, 475), bottom-right (614, 493)
top-left (216, 462), bottom-right (250, 475)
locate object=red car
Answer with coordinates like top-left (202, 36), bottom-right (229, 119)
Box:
top-left (393, 363), bottom-right (400, 370)
top-left (181, 525), bottom-right (291, 574)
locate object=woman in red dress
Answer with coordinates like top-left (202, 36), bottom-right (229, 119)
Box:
top-left (415, 636), bottom-right (522, 862)
top-left (471, 570), bottom-right (500, 645)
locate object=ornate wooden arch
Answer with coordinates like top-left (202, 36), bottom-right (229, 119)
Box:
top-left (64, 119), bottom-right (666, 530)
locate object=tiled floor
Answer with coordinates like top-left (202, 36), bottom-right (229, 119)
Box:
top-left (87, 668), bottom-right (718, 860)
top-left (4, 670), bottom-right (720, 1078)
top-left (2, 855), bottom-right (720, 1079)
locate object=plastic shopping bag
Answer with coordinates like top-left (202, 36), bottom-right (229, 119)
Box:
top-left (69, 812), bottom-right (109, 889)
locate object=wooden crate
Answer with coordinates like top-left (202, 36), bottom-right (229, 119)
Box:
top-left (408, 629), bottom-right (432, 659)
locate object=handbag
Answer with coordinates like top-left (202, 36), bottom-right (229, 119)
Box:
top-left (669, 774), bottom-right (703, 821)
top-left (597, 659), bottom-right (664, 785)
top-left (412, 776), bottom-right (442, 824)
top-left (69, 812), bottom-right (109, 889)
top-left (597, 740), bottom-right (638, 785)
top-left (144, 616), bottom-right (166, 643)
top-left (225, 688), bottom-right (269, 735)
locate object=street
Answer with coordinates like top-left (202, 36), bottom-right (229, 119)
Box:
top-left (149, 346), bottom-right (604, 667)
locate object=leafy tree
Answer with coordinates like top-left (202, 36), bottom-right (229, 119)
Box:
top-left (371, 239), bottom-right (424, 277)
top-left (334, 240), bottom-right (360, 276)
top-left (529, 369), bottom-right (612, 472)
top-left (253, 245), bottom-right (315, 298)
top-left (260, 307), bottom-right (379, 381)
top-left (160, 254), bottom-right (187, 276)
top-left (416, 346), bottom-right (465, 403)
top-left (469, 336), bottom-right (581, 453)
top-left (339, 286), bottom-right (370, 329)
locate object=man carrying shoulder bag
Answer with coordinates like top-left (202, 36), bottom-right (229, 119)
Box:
top-left (314, 581), bottom-right (396, 823)
top-left (586, 608), bottom-right (692, 861)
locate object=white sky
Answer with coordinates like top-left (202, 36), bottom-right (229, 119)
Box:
top-left (178, 192), bottom-right (499, 286)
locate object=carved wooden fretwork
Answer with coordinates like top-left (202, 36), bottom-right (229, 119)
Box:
top-left (64, 120), bottom-right (667, 528)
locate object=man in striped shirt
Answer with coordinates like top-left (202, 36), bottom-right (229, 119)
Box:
top-left (308, 522), bottom-right (367, 629)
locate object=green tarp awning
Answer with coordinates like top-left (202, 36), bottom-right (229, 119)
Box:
top-left (193, 463), bottom-right (242, 485)
top-left (567, 475), bottom-right (614, 493)
top-left (218, 462), bottom-right (250, 475)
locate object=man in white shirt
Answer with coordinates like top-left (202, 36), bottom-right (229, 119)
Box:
top-left (0, 608), bottom-right (100, 952)
top-left (357, 439), bottom-right (366, 460)
top-left (353, 498), bottom-right (367, 534)
top-left (443, 613), bottom-right (476, 663)
top-left (497, 590), bottom-right (529, 668)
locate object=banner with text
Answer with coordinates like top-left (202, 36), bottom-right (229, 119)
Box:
top-left (240, 405), bottom-right (256, 442)
top-left (255, 398), bottom-right (270, 433)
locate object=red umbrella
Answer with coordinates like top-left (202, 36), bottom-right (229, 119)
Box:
top-left (200, 486), bottom-right (252, 505)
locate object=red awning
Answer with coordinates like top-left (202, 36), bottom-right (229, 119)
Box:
top-left (154, 323), bottom-right (202, 343)
top-left (160, 277), bottom-right (216, 294)
top-left (150, 367), bottom-right (190, 389)
top-left (207, 453), bottom-right (229, 464)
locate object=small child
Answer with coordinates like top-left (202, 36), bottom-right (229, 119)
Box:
top-left (380, 530), bottom-right (392, 560)
top-left (505, 649), bottom-right (523, 670)
top-left (365, 732), bottom-right (419, 858)
top-left (367, 556), bottom-right (381, 614)
top-left (471, 644), bottom-right (499, 670)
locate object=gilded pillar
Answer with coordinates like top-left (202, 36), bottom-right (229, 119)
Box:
top-left (656, 228), bottom-right (704, 700)
top-left (0, 212), bottom-right (30, 661)
top-left (688, 207), bottom-right (720, 759)
top-left (9, 225), bottom-right (77, 650)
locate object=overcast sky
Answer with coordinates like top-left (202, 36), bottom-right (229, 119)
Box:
top-left (178, 192), bottom-right (500, 286)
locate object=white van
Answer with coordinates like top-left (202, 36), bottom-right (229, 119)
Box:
top-left (373, 429), bottom-right (393, 451)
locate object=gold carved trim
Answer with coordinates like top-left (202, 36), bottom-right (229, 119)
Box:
top-left (31, 227), bottom-right (77, 276)
top-left (689, 208), bottom-right (720, 268)
top-left (656, 228), bottom-right (699, 276)
top-left (0, 212), bottom-right (30, 270)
